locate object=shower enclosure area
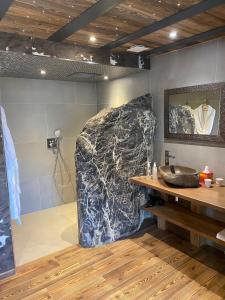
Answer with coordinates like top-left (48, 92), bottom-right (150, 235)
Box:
top-left (0, 77), bottom-right (98, 266)
top-left (0, 56), bottom-right (149, 272)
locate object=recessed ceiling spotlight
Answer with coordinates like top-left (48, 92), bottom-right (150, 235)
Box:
top-left (40, 69), bottom-right (46, 75)
top-left (177, 2), bottom-right (181, 7)
top-left (169, 30), bottom-right (177, 39)
top-left (89, 35), bottom-right (96, 42)
top-left (104, 75), bottom-right (108, 80)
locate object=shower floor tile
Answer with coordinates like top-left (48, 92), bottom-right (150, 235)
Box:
top-left (11, 202), bottom-right (78, 266)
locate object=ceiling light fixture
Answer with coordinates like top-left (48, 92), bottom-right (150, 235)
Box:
top-left (127, 45), bottom-right (150, 53)
top-left (89, 35), bottom-right (96, 42)
top-left (104, 75), bottom-right (108, 80)
top-left (40, 69), bottom-right (46, 75)
top-left (169, 30), bottom-right (177, 39)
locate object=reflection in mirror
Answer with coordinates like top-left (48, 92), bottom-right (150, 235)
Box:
top-left (169, 89), bottom-right (220, 135)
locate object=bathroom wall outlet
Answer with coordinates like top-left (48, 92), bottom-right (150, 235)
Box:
top-left (47, 138), bottom-right (57, 149)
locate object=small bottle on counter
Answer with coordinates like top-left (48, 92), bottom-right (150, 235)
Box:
top-left (146, 161), bottom-right (151, 177)
top-left (152, 162), bottom-right (158, 180)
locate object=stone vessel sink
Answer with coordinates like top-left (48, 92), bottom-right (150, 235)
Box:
top-left (159, 165), bottom-right (199, 188)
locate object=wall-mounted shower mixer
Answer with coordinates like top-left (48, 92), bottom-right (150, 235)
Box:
top-left (47, 138), bottom-right (57, 149)
top-left (47, 130), bottom-right (61, 150)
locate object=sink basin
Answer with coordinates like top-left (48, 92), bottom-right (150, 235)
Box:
top-left (159, 165), bottom-right (199, 188)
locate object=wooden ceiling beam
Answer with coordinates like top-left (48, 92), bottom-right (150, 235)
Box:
top-left (48, 0), bottom-right (124, 42)
top-left (145, 25), bottom-right (225, 56)
top-left (0, 0), bottom-right (14, 20)
top-left (103, 0), bottom-right (225, 50)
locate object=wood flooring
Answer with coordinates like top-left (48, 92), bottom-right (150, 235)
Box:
top-left (0, 224), bottom-right (225, 300)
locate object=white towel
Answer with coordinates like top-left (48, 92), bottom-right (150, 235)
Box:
top-left (216, 229), bottom-right (225, 242)
top-left (1, 106), bottom-right (21, 224)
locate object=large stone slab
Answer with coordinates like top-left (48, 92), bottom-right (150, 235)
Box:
top-left (0, 115), bottom-right (15, 279)
top-left (75, 94), bottom-right (156, 247)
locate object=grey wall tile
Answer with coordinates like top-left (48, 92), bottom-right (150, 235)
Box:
top-left (215, 38), bottom-right (225, 82)
top-left (20, 178), bottom-right (41, 214)
top-left (39, 175), bottom-right (62, 209)
top-left (61, 137), bottom-right (76, 171)
top-left (151, 39), bottom-right (217, 95)
top-left (74, 82), bottom-right (97, 105)
top-left (46, 103), bottom-right (97, 137)
top-left (15, 142), bottom-right (54, 181)
top-left (97, 103), bottom-right (111, 112)
top-left (150, 37), bottom-right (225, 178)
top-left (0, 78), bottom-right (75, 104)
top-left (163, 143), bottom-right (225, 178)
top-left (3, 103), bottom-right (47, 144)
top-left (97, 71), bottom-right (150, 108)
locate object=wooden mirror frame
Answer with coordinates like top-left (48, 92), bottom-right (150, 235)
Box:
top-left (164, 82), bottom-right (225, 147)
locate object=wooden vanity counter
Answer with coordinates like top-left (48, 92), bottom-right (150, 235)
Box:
top-left (130, 176), bottom-right (225, 214)
top-left (129, 176), bottom-right (225, 248)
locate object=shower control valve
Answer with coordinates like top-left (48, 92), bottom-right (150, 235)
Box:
top-left (47, 138), bottom-right (57, 149)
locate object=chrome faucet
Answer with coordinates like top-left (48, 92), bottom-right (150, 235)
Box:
top-left (165, 150), bottom-right (175, 166)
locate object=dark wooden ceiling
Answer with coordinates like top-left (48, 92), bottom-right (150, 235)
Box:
top-left (0, 0), bottom-right (225, 56)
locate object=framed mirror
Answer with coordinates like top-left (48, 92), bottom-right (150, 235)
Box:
top-left (164, 82), bottom-right (225, 147)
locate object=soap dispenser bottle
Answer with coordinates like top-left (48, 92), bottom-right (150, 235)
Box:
top-left (199, 166), bottom-right (213, 184)
top-left (152, 162), bottom-right (158, 180)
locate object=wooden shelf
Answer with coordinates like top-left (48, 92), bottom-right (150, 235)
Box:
top-left (145, 203), bottom-right (225, 247)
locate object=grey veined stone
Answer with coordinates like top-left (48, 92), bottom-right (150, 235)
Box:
top-left (169, 104), bottom-right (195, 134)
top-left (75, 94), bottom-right (156, 247)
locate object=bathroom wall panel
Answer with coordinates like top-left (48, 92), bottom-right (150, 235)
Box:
top-left (97, 71), bottom-right (151, 109)
top-left (74, 82), bottom-right (97, 105)
top-left (39, 172), bottom-right (76, 210)
top-left (0, 78), bottom-right (97, 214)
top-left (0, 78), bottom-right (75, 104)
top-left (46, 103), bottom-right (96, 137)
top-left (3, 103), bottom-right (47, 144)
top-left (215, 38), bottom-right (225, 82)
top-left (150, 39), bottom-right (217, 96)
top-left (62, 137), bottom-right (78, 172)
top-left (151, 37), bottom-right (225, 177)
top-left (20, 178), bottom-right (42, 214)
top-left (39, 175), bottom-right (62, 210)
top-left (14, 142), bottom-right (54, 181)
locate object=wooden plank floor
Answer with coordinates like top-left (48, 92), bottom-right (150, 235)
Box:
top-left (0, 224), bottom-right (225, 300)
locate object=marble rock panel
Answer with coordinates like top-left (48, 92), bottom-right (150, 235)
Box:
top-left (0, 116), bottom-right (15, 279)
top-left (75, 94), bottom-right (156, 247)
